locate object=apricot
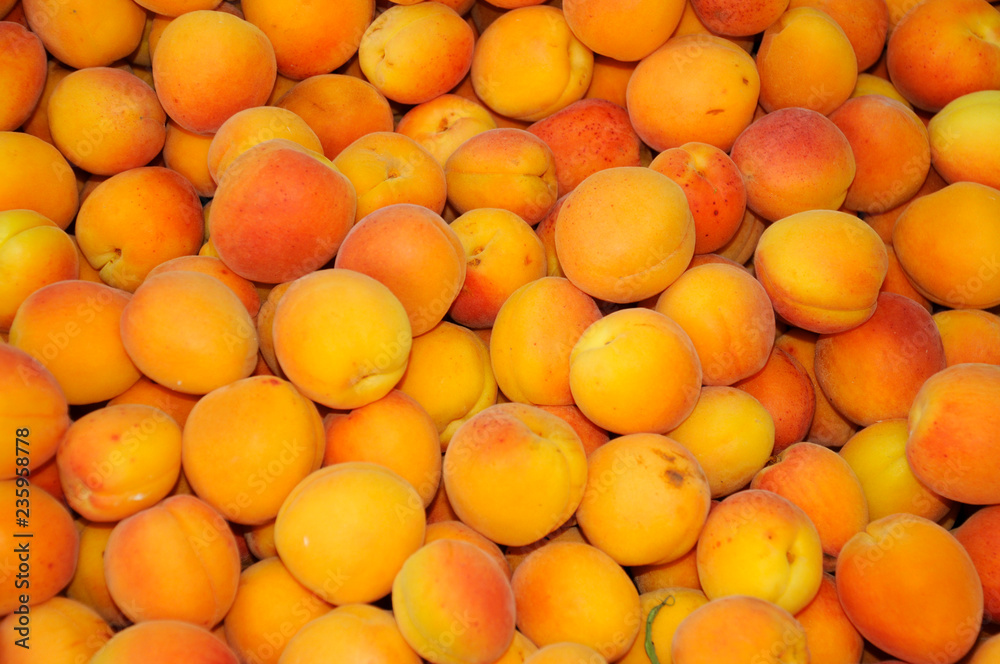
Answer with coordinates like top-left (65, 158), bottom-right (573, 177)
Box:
top-left (793, 574), bottom-right (864, 664)
top-left (65, 521), bottom-right (128, 628)
top-left (359, 2), bottom-right (474, 105)
top-left (535, 404), bottom-right (609, 457)
top-left (756, 7), bottom-right (857, 115)
top-left (426, 478), bottom-right (461, 525)
top-left (89, 620), bottom-right (239, 664)
top-left (279, 602), bottom-right (421, 663)
top-left (788, 0), bottom-right (889, 70)
top-left (0, 131), bottom-right (79, 229)
top-left (907, 363), bottom-right (1000, 505)
top-left (162, 120), bottom-right (217, 198)
top-left (632, 545), bottom-right (703, 594)
top-left (716, 208), bottom-right (766, 265)
top-left (396, 94), bottom-right (498, 168)
top-left (121, 270), bottom-right (257, 395)
top-left (836, 514), bottom-right (983, 664)
top-left (104, 494), bottom-right (241, 627)
top-left (863, 165), bottom-right (948, 245)
top-left (48, 67), bottom-right (166, 176)
top-left (323, 390), bottom-right (442, 507)
top-left (617, 588), bottom-right (709, 664)
top-left (393, 539), bottom-right (517, 664)
top-left (152, 9), bottom-right (276, 134)
top-left (512, 541), bottom-right (641, 661)
top-left (655, 262), bottom-right (775, 385)
top-left (223, 557), bottom-right (332, 664)
top-left (934, 309), bottom-right (1000, 366)
top-left (814, 292), bottom-right (945, 426)
top-left (57, 404), bottom-right (182, 522)
top-left (734, 346), bottom-right (816, 453)
top-left (672, 595), bottom-right (808, 664)
top-left (272, 269), bottom-right (410, 410)
top-left (442, 403), bottom-right (587, 546)
top-left (20, 59), bottom-right (73, 145)
top-left (333, 204), bottom-right (463, 335)
top-left (0, 340), bottom-right (71, 481)
top-left (447, 208), bottom-right (547, 329)
top-left (626, 34), bottom-right (760, 152)
top-left (334, 132), bottom-right (447, 221)
top-left (0, 596), bottom-right (112, 664)
top-left (134, 0), bottom-right (224, 14)
top-left (929, 90), bottom-right (1000, 191)
top-left (0, 482), bottom-right (78, 614)
top-left (523, 643), bottom-right (608, 664)
top-left (242, 0), bottom-right (374, 79)
top-left (0, 209), bottom-right (78, 332)
top-left (577, 433), bottom-right (711, 567)
top-left (838, 419), bottom-right (953, 522)
top-left (255, 280), bottom-right (291, 378)
top-left (649, 142), bottom-right (747, 255)
top-left (424, 520), bottom-right (511, 579)
top-left (893, 182), bottom-right (1000, 308)
top-left (182, 376), bottom-right (324, 525)
top-left (505, 525), bottom-right (587, 576)
top-left (667, 386), bottom-right (776, 498)
top-left (829, 94), bottom-right (930, 213)
top-left (953, 505), bottom-right (1000, 623)
top-left (886, 0), bottom-right (1000, 112)
top-left (526, 98), bottom-right (646, 197)
top-left (396, 321), bottom-right (497, 446)
top-left (471, 6), bottom-right (593, 122)
top-left (206, 105), bottom-right (322, 184)
top-left (563, 0), bottom-right (685, 61)
top-left (28, 454), bottom-right (64, 506)
top-left (276, 74), bottom-right (394, 159)
top-left (774, 329), bottom-right (858, 447)
top-left (108, 376), bottom-right (201, 429)
top-left (494, 631), bottom-right (541, 664)
top-left (754, 210), bottom-right (888, 334)
top-left (569, 308), bottom-right (702, 435)
top-left (732, 108), bottom-right (857, 221)
top-left (75, 166), bottom-right (204, 292)
top-left (585, 55), bottom-right (637, 108)
top-left (274, 462), bottom-right (426, 605)
top-left (751, 442), bottom-right (869, 565)
top-left (971, 634), bottom-right (1000, 664)
top-left (490, 277), bottom-right (602, 406)
top-left (22, 0), bottom-right (146, 69)
top-left (445, 128), bottom-right (559, 225)
top-left (669, 0), bottom-right (756, 49)
top-left (556, 167), bottom-right (695, 303)
top-left (881, 243), bottom-right (933, 312)
top-left (689, 0), bottom-right (790, 35)
top-left (146, 255), bottom-right (261, 319)
top-left (0, 20), bottom-right (45, 132)
top-left (10, 280), bottom-right (140, 405)
top-left (697, 489), bottom-right (824, 614)
top-left (851, 73), bottom-right (913, 108)
top-left (210, 140), bottom-right (356, 284)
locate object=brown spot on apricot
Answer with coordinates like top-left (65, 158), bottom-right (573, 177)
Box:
top-left (650, 448), bottom-right (677, 464)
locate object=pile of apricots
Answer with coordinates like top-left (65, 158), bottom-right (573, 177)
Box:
top-left (2, 0), bottom-right (1000, 662)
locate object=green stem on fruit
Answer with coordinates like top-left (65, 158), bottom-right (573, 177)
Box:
top-left (644, 593), bottom-right (676, 664)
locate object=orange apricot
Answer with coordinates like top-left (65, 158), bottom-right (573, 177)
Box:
top-left (9, 281), bottom-right (140, 405)
top-left (48, 67), bottom-right (166, 176)
top-left (242, 0), bottom-right (374, 79)
top-left (152, 10), bottom-right (276, 134)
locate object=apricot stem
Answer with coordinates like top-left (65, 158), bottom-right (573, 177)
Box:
top-left (644, 593), bottom-right (676, 664)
